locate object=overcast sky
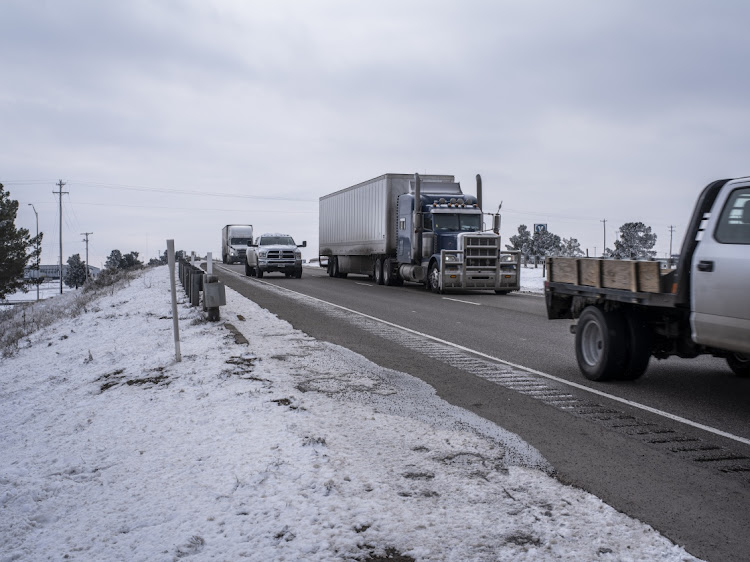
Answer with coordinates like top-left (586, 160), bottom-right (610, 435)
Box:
top-left (3, 0), bottom-right (749, 268)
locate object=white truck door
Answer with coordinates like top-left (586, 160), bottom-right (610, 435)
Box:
top-left (691, 180), bottom-right (750, 354)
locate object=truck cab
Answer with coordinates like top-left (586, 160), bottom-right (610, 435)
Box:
top-left (247, 233), bottom-right (306, 278)
top-left (222, 225), bottom-right (253, 264)
top-left (690, 178), bottom-right (750, 355)
top-left (396, 187), bottom-right (519, 294)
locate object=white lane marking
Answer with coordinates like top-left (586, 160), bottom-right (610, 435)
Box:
top-left (219, 264), bottom-right (750, 447)
top-left (355, 282), bottom-right (373, 287)
top-left (443, 297), bottom-right (480, 306)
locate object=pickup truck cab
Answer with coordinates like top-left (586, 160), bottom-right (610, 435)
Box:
top-left (245, 233), bottom-right (306, 278)
top-left (545, 177), bottom-right (750, 381)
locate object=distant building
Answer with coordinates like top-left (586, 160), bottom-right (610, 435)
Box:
top-left (24, 264), bottom-right (100, 280)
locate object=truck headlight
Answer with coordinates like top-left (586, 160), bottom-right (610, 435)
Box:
top-left (294, 249), bottom-right (302, 258)
top-left (444, 254), bottom-right (459, 263)
top-left (258, 251), bottom-right (268, 258)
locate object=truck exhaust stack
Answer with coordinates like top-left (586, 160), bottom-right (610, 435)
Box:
top-left (476, 174), bottom-right (482, 211)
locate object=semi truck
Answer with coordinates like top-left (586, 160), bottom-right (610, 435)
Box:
top-left (221, 225), bottom-right (253, 264)
top-left (545, 177), bottom-right (750, 381)
top-left (319, 173), bottom-right (520, 293)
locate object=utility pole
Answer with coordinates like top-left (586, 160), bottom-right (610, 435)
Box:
top-left (668, 225), bottom-right (676, 267)
top-left (600, 219), bottom-right (607, 257)
top-left (28, 204), bottom-right (39, 301)
top-left (81, 232), bottom-right (93, 281)
top-left (53, 180), bottom-right (68, 294)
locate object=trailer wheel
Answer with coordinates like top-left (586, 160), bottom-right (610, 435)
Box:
top-left (575, 306), bottom-right (628, 381)
top-left (727, 353), bottom-right (750, 377)
top-left (332, 257), bottom-right (340, 277)
top-left (494, 290), bottom-right (510, 295)
top-left (427, 263), bottom-right (442, 294)
top-left (374, 258), bottom-right (384, 285)
top-left (222, 254), bottom-right (227, 264)
top-left (618, 311), bottom-right (652, 380)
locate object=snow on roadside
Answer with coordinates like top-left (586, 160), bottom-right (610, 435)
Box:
top-left (0, 266), bottom-right (698, 561)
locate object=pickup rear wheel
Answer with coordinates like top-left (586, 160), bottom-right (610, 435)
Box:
top-left (575, 306), bottom-right (628, 381)
top-left (727, 353), bottom-right (750, 377)
top-left (374, 258), bottom-right (384, 285)
top-left (618, 311), bottom-right (652, 380)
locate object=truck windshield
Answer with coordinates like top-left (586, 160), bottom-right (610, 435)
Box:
top-left (431, 213), bottom-right (482, 232)
top-left (260, 236), bottom-right (295, 245)
top-left (231, 238), bottom-right (251, 245)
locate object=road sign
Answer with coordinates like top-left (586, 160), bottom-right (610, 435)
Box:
top-left (534, 223), bottom-right (547, 233)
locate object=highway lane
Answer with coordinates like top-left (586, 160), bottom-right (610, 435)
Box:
top-left (226, 264), bottom-right (750, 443)
top-left (214, 263), bottom-right (750, 561)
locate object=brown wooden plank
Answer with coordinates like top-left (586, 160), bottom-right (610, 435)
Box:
top-left (602, 260), bottom-right (636, 290)
top-left (549, 257), bottom-right (579, 284)
top-left (579, 259), bottom-right (602, 287)
top-left (637, 261), bottom-right (662, 293)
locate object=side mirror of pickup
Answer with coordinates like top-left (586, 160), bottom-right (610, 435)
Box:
top-left (298, 241), bottom-right (307, 248)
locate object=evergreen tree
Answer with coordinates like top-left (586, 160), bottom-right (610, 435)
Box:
top-left (64, 254), bottom-right (88, 289)
top-left (505, 225), bottom-right (533, 262)
top-left (613, 222), bottom-right (657, 259)
top-left (532, 229), bottom-right (562, 258)
top-left (0, 183), bottom-right (43, 299)
top-left (120, 251), bottom-right (143, 269)
top-left (105, 249), bottom-right (123, 271)
top-left (559, 237), bottom-right (584, 257)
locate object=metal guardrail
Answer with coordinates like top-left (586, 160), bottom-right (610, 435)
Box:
top-left (177, 259), bottom-right (226, 321)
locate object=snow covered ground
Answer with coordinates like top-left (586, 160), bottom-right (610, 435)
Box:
top-left (0, 266), bottom-right (698, 561)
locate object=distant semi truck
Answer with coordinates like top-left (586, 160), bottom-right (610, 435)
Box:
top-left (319, 173), bottom-right (520, 293)
top-left (221, 225), bottom-right (253, 264)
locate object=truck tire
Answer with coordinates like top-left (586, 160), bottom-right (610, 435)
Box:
top-left (575, 306), bottom-right (628, 381)
top-left (374, 258), bottom-right (384, 285)
top-left (244, 262), bottom-right (253, 276)
top-left (727, 353), bottom-right (750, 377)
top-left (383, 258), bottom-right (396, 286)
top-left (332, 256), bottom-right (340, 278)
top-left (257, 268), bottom-right (264, 278)
top-left (294, 267), bottom-right (303, 279)
top-left (427, 262), bottom-right (442, 294)
top-left (494, 290), bottom-right (510, 295)
top-left (619, 311), bottom-right (652, 380)
top-left (222, 254), bottom-right (227, 264)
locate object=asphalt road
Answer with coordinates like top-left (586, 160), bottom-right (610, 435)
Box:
top-left (214, 263), bottom-right (750, 561)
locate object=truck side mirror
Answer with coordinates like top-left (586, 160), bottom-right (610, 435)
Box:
top-left (299, 241), bottom-right (307, 248)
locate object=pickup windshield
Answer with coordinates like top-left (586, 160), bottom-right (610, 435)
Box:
top-left (259, 236), bottom-right (295, 246)
top-left (429, 213), bottom-right (482, 232)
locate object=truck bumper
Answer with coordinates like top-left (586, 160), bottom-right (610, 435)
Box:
top-left (259, 259), bottom-right (302, 273)
top-left (439, 250), bottom-right (521, 292)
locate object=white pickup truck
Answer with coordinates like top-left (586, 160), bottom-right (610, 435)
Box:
top-left (545, 177), bottom-right (750, 381)
top-left (245, 233), bottom-right (306, 278)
